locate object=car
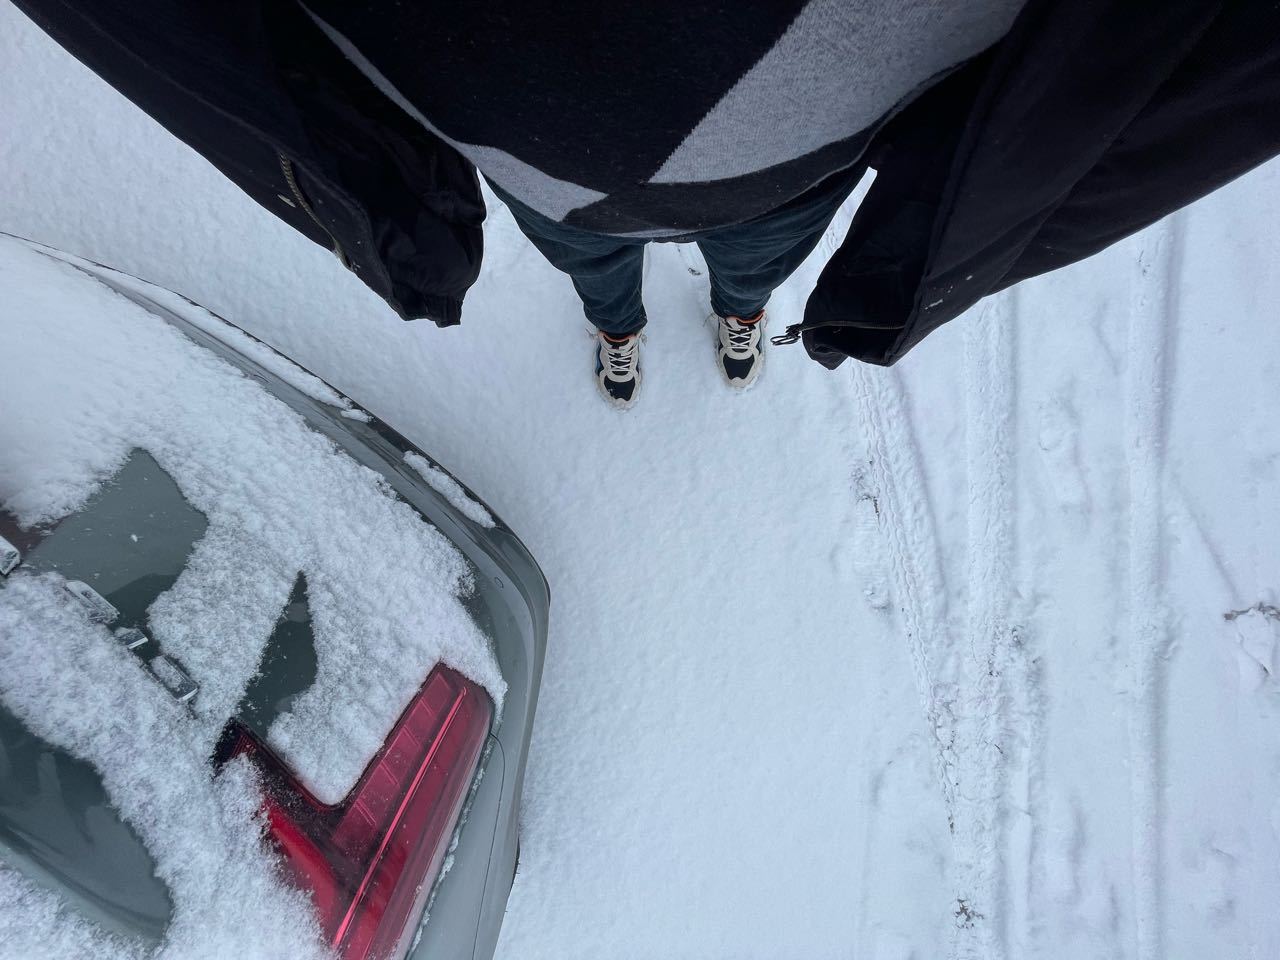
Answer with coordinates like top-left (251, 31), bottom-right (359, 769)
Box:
top-left (0, 235), bottom-right (548, 960)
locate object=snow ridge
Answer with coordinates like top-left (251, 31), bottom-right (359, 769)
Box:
top-left (1125, 217), bottom-right (1181, 960)
top-left (853, 288), bottom-right (1046, 960)
top-left (848, 362), bottom-right (958, 816)
top-left (950, 293), bottom-right (1018, 960)
top-left (950, 290), bottom-right (1044, 960)
top-left (404, 452), bottom-right (496, 528)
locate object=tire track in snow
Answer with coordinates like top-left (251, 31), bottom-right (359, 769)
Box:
top-left (1125, 217), bottom-right (1181, 960)
top-left (824, 189), bottom-right (1000, 954)
top-left (850, 287), bottom-right (1041, 960)
top-left (950, 292), bottom-right (1020, 960)
top-left (847, 362), bottom-right (958, 820)
top-left (843, 293), bottom-right (1019, 960)
top-left (952, 288), bottom-right (1049, 960)
top-left (1010, 628), bottom-right (1048, 956)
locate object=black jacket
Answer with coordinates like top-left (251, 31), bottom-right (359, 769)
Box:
top-left (15, 0), bottom-right (1280, 366)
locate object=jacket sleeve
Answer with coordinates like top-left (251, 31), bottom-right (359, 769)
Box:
top-left (798, 56), bottom-right (988, 368)
top-left (799, 0), bottom-right (1280, 369)
top-left (10, 0), bottom-right (486, 327)
top-left (270, 1), bottom-right (487, 325)
top-left (1004, 1), bottom-right (1280, 289)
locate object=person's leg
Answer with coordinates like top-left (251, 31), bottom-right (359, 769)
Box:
top-left (489, 181), bottom-right (646, 406)
top-left (694, 168), bottom-right (862, 387)
top-left (489, 181), bottom-right (647, 336)
top-left (695, 167), bottom-right (861, 321)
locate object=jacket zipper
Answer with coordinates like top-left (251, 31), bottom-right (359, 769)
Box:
top-left (277, 153), bottom-right (350, 269)
top-left (770, 323), bottom-right (805, 345)
top-left (771, 317), bottom-right (906, 346)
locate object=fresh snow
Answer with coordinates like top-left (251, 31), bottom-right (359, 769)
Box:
top-left (3, 4), bottom-right (1280, 959)
top-left (141, 278), bottom-right (371, 420)
top-left (0, 574), bottom-right (330, 960)
top-left (0, 237), bottom-right (504, 807)
top-left (405, 452), bottom-right (497, 528)
top-left (26, 237), bottom-right (377, 424)
top-left (0, 866), bottom-right (148, 960)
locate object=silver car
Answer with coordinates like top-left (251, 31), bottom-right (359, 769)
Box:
top-left (0, 243), bottom-right (548, 960)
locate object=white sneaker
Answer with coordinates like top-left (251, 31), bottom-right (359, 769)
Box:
top-left (715, 310), bottom-right (766, 388)
top-left (595, 331), bottom-right (642, 409)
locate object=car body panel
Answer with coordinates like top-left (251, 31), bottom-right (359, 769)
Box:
top-left (0, 244), bottom-right (547, 959)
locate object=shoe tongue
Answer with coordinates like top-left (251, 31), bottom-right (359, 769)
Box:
top-left (604, 337), bottom-right (636, 358)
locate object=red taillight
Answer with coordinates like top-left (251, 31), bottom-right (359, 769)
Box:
top-left (218, 665), bottom-right (493, 960)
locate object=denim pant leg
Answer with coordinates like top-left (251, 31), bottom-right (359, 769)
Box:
top-left (489, 182), bottom-right (647, 336)
top-left (695, 169), bottom-right (862, 320)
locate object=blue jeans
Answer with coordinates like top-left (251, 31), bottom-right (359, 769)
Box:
top-left (489, 168), bottom-right (863, 337)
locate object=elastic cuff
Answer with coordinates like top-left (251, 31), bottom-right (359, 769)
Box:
top-left (586, 309), bottom-right (647, 338)
top-left (710, 293), bottom-right (769, 321)
top-left (396, 291), bottom-right (464, 327)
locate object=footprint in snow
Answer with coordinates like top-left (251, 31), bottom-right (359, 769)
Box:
top-left (1037, 393), bottom-right (1090, 517)
top-left (1225, 603), bottom-right (1280, 691)
top-left (1179, 835), bottom-right (1239, 928)
top-left (831, 465), bottom-right (891, 610)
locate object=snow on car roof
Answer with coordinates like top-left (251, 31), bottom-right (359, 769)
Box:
top-left (49, 254), bottom-right (375, 423)
top-left (0, 235), bottom-right (505, 953)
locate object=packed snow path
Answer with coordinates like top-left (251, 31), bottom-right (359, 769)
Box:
top-left (1125, 217), bottom-right (1180, 960)
top-left (4, 6), bottom-right (1280, 957)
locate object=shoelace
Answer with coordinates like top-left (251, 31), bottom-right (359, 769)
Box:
top-left (719, 317), bottom-right (761, 358)
top-left (600, 335), bottom-right (640, 381)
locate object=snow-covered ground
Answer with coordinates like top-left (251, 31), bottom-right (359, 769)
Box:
top-left (3, 5), bottom-right (1279, 958)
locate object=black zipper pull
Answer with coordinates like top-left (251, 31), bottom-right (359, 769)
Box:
top-left (770, 324), bottom-right (803, 346)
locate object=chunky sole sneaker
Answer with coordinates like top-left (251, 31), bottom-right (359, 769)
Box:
top-left (595, 331), bottom-right (642, 409)
top-left (714, 310), bottom-right (766, 388)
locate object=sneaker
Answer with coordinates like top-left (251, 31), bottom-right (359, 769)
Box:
top-left (715, 310), bottom-right (766, 388)
top-left (595, 331), bottom-right (642, 408)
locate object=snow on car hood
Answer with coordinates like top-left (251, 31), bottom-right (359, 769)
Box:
top-left (0, 235), bottom-right (505, 950)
